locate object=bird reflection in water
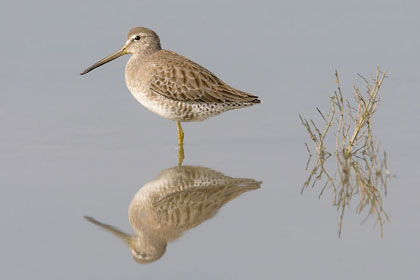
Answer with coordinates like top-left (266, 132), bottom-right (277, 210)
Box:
top-left (85, 165), bottom-right (261, 263)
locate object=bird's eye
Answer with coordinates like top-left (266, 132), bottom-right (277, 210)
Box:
top-left (134, 36), bottom-right (141, 41)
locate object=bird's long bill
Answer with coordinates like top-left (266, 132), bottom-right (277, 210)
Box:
top-left (84, 216), bottom-right (131, 245)
top-left (80, 47), bottom-right (127, 75)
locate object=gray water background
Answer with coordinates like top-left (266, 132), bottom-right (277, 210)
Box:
top-left (1, 0), bottom-right (419, 279)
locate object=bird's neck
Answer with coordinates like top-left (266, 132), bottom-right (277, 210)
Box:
top-left (133, 46), bottom-right (160, 60)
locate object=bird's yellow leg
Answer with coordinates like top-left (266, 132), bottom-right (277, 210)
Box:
top-left (177, 120), bottom-right (185, 166)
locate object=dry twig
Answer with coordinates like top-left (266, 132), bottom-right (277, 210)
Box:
top-left (301, 68), bottom-right (390, 238)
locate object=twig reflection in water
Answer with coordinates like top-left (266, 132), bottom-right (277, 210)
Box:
top-left (300, 68), bottom-right (391, 237)
top-left (85, 165), bottom-right (261, 263)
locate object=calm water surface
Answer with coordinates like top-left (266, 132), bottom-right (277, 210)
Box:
top-left (1, 1), bottom-right (420, 279)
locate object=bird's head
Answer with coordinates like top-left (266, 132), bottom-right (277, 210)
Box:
top-left (84, 216), bottom-right (167, 264)
top-left (128, 235), bottom-right (167, 264)
top-left (80, 26), bottom-right (161, 75)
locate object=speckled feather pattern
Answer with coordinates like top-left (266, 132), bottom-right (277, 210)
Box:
top-left (124, 28), bottom-right (260, 122)
top-left (128, 166), bottom-right (260, 241)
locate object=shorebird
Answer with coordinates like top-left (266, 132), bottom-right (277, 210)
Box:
top-left (85, 165), bottom-right (261, 263)
top-left (80, 27), bottom-right (260, 165)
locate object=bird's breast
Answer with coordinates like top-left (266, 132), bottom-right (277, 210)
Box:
top-left (125, 57), bottom-right (174, 119)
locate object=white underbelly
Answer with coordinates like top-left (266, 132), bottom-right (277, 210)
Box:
top-left (127, 85), bottom-right (235, 122)
top-left (129, 87), bottom-right (177, 120)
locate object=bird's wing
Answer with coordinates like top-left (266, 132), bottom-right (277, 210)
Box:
top-left (148, 51), bottom-right (259, 103)
top-left (152, 183), bottom-right (259, 228)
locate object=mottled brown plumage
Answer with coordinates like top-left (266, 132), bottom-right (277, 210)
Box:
top-left (81, 26), bottom-right (260, 121)
top-left (147, 50), bottom-right (259, 103)
top-left (81, 27), bottom-right (260, 164)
